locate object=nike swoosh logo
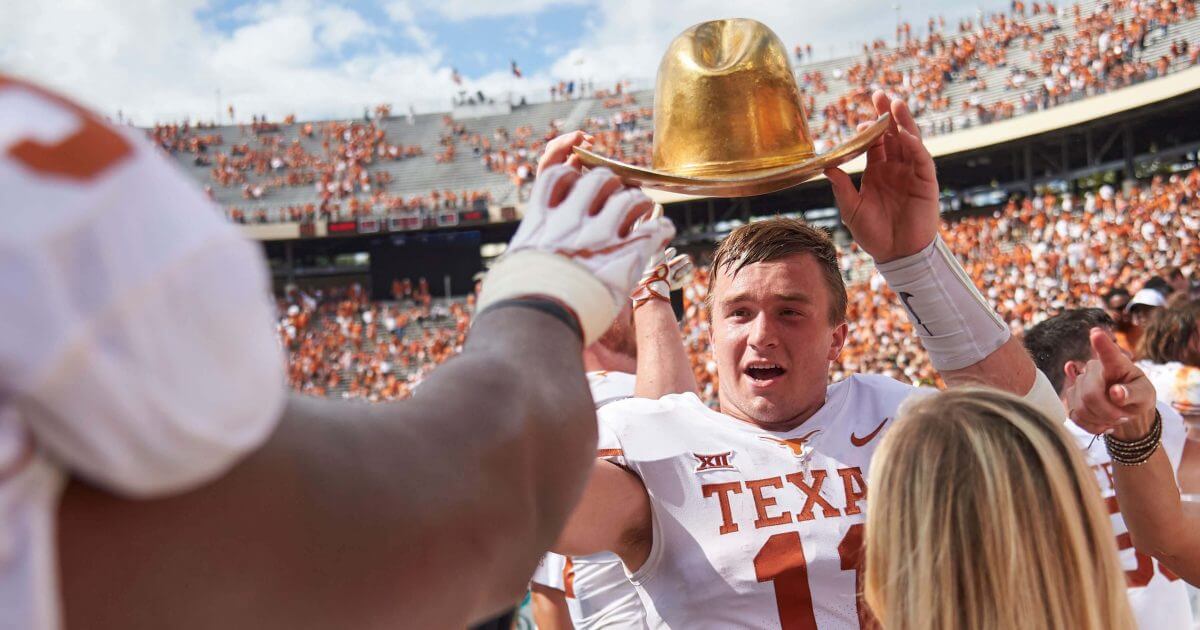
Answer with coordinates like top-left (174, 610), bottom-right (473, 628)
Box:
top-left (898, 291), bottom-right (932, 336)
top-left (850, 417), bottom-right (890, 447)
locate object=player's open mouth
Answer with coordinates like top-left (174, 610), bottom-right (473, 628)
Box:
top-left (745, 362), bottom-right (786, 382)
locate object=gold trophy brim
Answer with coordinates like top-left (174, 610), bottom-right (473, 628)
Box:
top-left (573, 113), bottom-right (890, 198)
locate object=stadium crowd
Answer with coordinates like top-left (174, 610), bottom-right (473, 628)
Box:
top-left (143, 1), bottom-right (1200, 226)
top-left (278, 280), bottom-right (472, 401)
top-left (574, 0), bottom-right (1200, 170)
top-left (280, 164), bottom-right (1200, 406)
top-left (810, 0), bottom-right (1200, 148)
top-left (159, 113), bottom-right (498, 224)
top-left (471, 122), bottom-right (559, 194)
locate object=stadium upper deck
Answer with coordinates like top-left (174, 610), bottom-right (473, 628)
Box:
top-left (151, 0), bottom-right (1200, 228)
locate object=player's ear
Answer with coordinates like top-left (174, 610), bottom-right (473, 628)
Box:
top-left (1063, 360), bottom-right (1083, 389)
top-left (827, 321), bottom-right (849, 361)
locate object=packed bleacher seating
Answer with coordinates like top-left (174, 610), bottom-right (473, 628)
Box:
top-left (573, 0), bottom-right (1200, 171)
top-left (147, 0), bottom-right (1200, 225)
top-left (280, 163), bottom-right (1200, 404)
top-left (278, 280), bottom-right (473, 401)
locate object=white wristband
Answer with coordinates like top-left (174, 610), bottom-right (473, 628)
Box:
top-left (1024, 369), bottom-right (1066, 423)
top-left (875, 236), bottom-right (1010, 371)
top-left (476, 250), bottom-right (617, 345)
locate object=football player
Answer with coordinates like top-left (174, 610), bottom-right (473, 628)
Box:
top-left (549, 92), bottom-right (1063, 628)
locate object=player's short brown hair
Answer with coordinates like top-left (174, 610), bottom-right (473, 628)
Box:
top-left (706, 217), bottom-right (847, 324)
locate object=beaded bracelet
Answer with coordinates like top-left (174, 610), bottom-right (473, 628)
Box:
top-left (1104, 409), bottom-right (1163, 466)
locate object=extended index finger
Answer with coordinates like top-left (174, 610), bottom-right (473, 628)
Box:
top-left (1090, 327), bottom-right (1135, 383)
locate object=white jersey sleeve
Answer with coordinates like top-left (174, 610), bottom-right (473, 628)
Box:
top-left (531, 552), bottom-right (567, 591)
top-left (587, 370), bottom-right (637, 409)
top-left (0, 77), bottom-right (284, 497)
top-left (1139, 361), bottom-right (1200, 419)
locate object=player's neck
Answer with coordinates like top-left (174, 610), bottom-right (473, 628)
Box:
top-left (720, 397), bottom-right (827, 433)
top-left (583, 346), bottom-right (636, 375)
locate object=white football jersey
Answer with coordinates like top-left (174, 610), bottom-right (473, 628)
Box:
top-left (531, 371), bottom-right (647, 628)
top-left (597, 374), bottom-right (920, 629)
top-left (1065, 400), bottom-right (1194, 629)
top-left (1139, 361), bottom-right (1200, 419)
top-left (0, 76), bottom-right (284, 629)
top-left (587, 370), bottom-right (637, 409)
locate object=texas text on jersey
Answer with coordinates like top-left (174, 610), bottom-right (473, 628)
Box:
top-left (597, 374), bottom-right (920, 629)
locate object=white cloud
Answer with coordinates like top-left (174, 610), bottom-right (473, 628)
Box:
top-left (547, 0), bottom-right (1013, 84)
top-left (0, 0), bottom-right (460, 123)
top-left (384, 0), bottom-right (436, 52)
top-left (315, 5), bottom-right (378, 51)
top-left (416, 0), bottom-right (589, 21)
top-left (0, 0), bottom-right (1017, 125)
top-left (383, 0), bottom-right (416, 23)
top-left (212, 11), bottom-right (320, 69)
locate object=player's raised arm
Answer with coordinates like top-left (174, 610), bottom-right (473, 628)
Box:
top-left (1067, 329), bottom-right (1200, 585)
top-left (825, 91), bottom-right (1059, 418)
top-left (632, 245), bottom-right (699, 398)
top-left (552, 458), bottom-right (654, 570)
top-left (57, 165), bottom-right (674, 629)
top-left (537, 132), bottom-right (697, 400)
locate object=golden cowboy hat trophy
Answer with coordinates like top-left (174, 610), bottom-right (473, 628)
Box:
top-left (574, 18), bottom-right (890, 197)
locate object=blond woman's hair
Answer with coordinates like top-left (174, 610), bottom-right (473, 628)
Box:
top-left (864, 388), bottom-right (1134, 630)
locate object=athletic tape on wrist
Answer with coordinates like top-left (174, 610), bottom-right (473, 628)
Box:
top-left (476, 249), bottom-right (616, 345)
top-left (1023, 369), bottom-right (1066, 423)
top-left (476, 297), bottom-right (583, 341)
top-left (631, 279), bottom-right (671, 310)
top-left (875, 235), bottom-right (1010, 371)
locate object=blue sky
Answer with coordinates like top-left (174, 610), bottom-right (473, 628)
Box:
top-left (0, 0), bottom-right (1014, 123)
top-left (193, 0), bottom-right (593, 75)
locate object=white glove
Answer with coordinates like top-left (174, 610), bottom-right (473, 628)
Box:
top-left (478, 165), bottom-right (675, 343)
top-left (631, 246), bottom-right (694, 309)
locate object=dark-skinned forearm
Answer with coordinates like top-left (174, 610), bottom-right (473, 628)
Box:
top-left (409, 306), bottom-right (597, 618)
top-left (57, 307), bottom-right (596, 629)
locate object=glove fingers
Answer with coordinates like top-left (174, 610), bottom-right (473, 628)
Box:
top-left (527, 164), bottom-right (581, 212)
top-left (544, 168), bottom-right (625, 245)
top-left (575, 187), bottom-right (649, 248)
top-left (514, 165), bottom-right (581, 250)
top-left (668, 254), bottom-right (695, 288)
top-left (643, 250), bottom-right (668, 274)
